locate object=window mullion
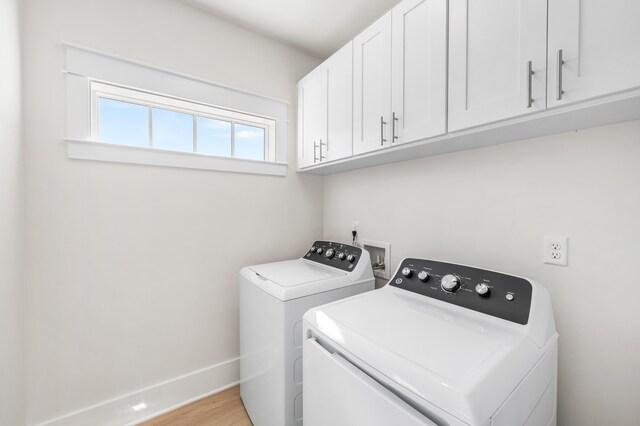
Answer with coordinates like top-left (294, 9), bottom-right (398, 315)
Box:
top-left (193, 115), bottom-right (197, 153)
top-left (231, 122), bottom-right (236, 158)
top-left (148, 107), bottom-right (153, 147)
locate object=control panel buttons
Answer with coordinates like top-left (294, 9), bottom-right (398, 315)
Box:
top-left (316, 247), bottom-right (324, 254)
top-left (310, 246), bottom-right (316, 252)
top-left (418, 271), bottom-right (430, 282)
top-left (475, 283), bottom-right (490, 296)
top-left (325, 248), bottom-right (335, 259)
top-left (337, 252), bottom-right (346, 260)
top-left (388, 258), bottom-right (532, 325)
top-left (441, 274), bottom-right (461, 293)
top-left (347, 254), bottom-right (357, 263)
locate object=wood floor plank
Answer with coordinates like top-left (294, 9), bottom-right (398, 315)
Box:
top-left (139, 385), bottom-right (252, 426)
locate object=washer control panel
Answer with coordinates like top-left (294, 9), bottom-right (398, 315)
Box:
top-left (304, 241), bottom-right (362, 272)
top-left (389, 258), bottom-right (532, 324)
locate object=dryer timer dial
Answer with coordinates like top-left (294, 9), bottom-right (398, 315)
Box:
top-left (441, 274), bottom-right (461, 293)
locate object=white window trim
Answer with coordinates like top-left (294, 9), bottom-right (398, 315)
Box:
top-left (64, 43), bottom-right (288, 176)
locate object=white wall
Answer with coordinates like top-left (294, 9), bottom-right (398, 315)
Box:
top-left (21, 0), bottom-right (322, 424)
top-left (324, 119), bottom-right (640, 425)
top-left (0, 0), bottom-right (26, 425)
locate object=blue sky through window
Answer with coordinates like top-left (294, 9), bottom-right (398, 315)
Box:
top-left (235, 124), bottom-right (265, 160)
top-left (98, 98), bottom-right (149, 147)
top-left (197, 117), bottom-right (232, 156)
top-left (152, 108), bottom-right (194, 152)
top-left (98, 96), bottom-right (268, 160)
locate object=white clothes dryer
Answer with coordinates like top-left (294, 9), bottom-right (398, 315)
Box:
top-left (303, 258), bottom-right (558, 426)
top-left (239, 241), bottom-right (374, 426)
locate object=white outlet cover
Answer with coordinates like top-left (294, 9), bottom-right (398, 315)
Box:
top-left (544, 236), bottom-right (568, 266)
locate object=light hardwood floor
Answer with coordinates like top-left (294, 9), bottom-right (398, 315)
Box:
top-left (139, 385), bottom-right (252, 426)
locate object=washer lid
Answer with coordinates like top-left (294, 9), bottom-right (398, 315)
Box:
top-left (246, 259), bottom-right (352, 301)
top-left (250, 259), bottom-right (345, 287)
top-left (304, 286), bottom-right (545, 424)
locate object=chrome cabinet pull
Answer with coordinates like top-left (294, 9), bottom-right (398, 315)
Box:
top-left (320, 139), bottom-right (326, 160)
top-left (556, 49), bottom-right (565, 101)
top-left (380, 116), bottom-right (387, 146)
top-left (527, 61), bottom-right (535, 108)
top-left (392, 112), bottom-right (398, 142)
top-left (313, 141), bottom-right (319, 163)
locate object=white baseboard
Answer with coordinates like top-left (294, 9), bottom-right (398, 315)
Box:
top-left (34, 357), bottom-right (240, 426)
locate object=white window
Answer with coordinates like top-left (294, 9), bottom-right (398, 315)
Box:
top-left (90, 82), bottom-right (276, 162)
top-left (64, 44), bottom-right (288, 176)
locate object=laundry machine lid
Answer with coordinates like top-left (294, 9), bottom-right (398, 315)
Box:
top-left (246, 259), bottom-right (350, 301)
top-left (250, 259), bottom-right (345, 287)
top-left (304, 286), bottom-right (544, 424)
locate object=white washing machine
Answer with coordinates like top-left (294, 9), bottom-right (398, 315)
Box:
top-left (239, 240), bottom-right (374, 426)
top-left (303, 258), bottom-right (558, 426)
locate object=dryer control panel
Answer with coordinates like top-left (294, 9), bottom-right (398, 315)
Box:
top-left (304, 241), bottom-right (362, 272)
top-left (389, 258), bottom-right (532, 324)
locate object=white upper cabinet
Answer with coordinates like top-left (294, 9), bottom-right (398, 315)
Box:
top-left (548, 0), bottom-right (640, 108)
top-left (391, 0), bottom-right (447, 144)
top-left (448, 0), bottom-right (548, 132)
top-left (297, 0), bottom-right (640, 174)
top-left (325, 42), bottom-right (354, 162)
top-left (297, 66), bottom-right (326, 168)
top-left (297, 43), bottom-right (353, 168)
top-left (353, 12), bottom-right (392, 155)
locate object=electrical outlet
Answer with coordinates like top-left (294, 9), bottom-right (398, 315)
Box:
top-left (351, 220), bottom-right (360, 246)
top-left (544, 236), bottom-right (568, 266)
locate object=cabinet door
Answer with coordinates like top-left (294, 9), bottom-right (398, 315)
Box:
top-left (325, 42), bottom-right (353, 162)
top-left (353, 12), bottom-right (392, 155)
top-left (391, 0), bottom-right (447, 144)
top-left (448, 0), bottom-right (547, 132)
top-left (548, 0), bottom-right (640, 108)
top-left (297, 67), bottom-right (326, 168)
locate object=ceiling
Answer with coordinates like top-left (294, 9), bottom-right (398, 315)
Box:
top-left (182, 0), bottom-right (402, 58)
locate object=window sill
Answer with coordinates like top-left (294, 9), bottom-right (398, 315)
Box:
top-left (66, 139), bottom-right (288, 177)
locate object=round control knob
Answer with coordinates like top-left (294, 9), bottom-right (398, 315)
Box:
top-left (347, 254), bottom-right (356, 263)
top-left (325, 248), bottom-right (335, 259)
top-left (310, 246), bottom-right (316, 252)
top-left (337, 252), bottom-right (346, 260)
top-left (316, 247), bottom-right (323, 254)
top-left (418, 271), bottom-right (430, 282)
top-left (475, 283), bottom-right (490, 296)
top-left (441, 274), bottom-right (461, 293)
top-left (401, 267), bottom-right (413, 278)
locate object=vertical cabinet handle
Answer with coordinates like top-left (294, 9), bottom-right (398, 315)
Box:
top-left (392, 112), bottom-right (398, 142)
top-left (380, 116), bottom-right (387, 146)
top-left (313, 141), bottom-right (319, 163)
top-left (526, 61), bottom-right (535, 108)
top-left (556, 49), bottom-right (565, 101)
top-left (320, 139), bottom-right (326, 160)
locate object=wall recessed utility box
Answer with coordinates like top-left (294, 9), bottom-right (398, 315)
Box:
top-left (361, 239), bottom-right (391, 279)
